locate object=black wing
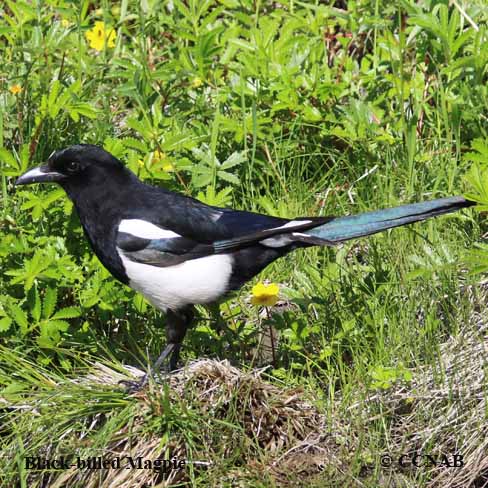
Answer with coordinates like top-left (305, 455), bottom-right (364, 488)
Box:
top-left (116, 231), bottom-right (214, 267)
top-left (116, 216), bottom-right (333, 268)
top-left (117, 188), bottom-right (333, 268)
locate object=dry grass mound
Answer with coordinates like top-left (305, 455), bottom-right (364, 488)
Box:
top-left (5, 309), bottom-right (488, 487)
top-left (31, 360), bottom-right (349, 488)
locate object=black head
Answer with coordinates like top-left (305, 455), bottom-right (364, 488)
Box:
top-left (15, 144), bottom-right (133, 192)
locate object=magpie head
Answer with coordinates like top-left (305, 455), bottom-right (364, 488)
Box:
top-left (15, 144), bottom-right (131, 192)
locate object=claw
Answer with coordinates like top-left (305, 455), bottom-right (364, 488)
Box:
top-left (118, 375), bottom-right (148, 393)
top-left (118, 336), bottom-right (185, 394)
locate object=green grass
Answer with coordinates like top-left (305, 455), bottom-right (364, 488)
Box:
top-left (1, 1), bottom-right (488, 486)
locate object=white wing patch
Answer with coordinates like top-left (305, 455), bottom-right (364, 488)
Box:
top-left (259, 236), bottom-right (293, 248)
top-left (119, 219), bottom-right (180, 239)
top-left (260, 232), bottom-right (311, 248)
top-left (257, 220), bottom-right (313, 247)
top-left (118, 250), bottom-right (233, 311)
top-left (273, 220), bottom-right (312, 230)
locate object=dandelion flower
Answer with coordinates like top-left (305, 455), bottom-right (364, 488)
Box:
top-left (251, 281), bottom-right (279, 307)
top-left (85, 21), bottom-right (116, 51)
top-left (191, 77), bottom-right (203, 88)
top-left (9, 85), bottom-right (22, 95)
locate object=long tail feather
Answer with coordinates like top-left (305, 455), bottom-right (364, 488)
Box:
top-left (304, 196), bottom-right (473, 244)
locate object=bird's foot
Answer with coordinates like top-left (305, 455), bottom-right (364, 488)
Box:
top-left (118, 365), bottom-right (177, 393)
top-left (118, 343), bottom-right (181, 393)
top-left (118, 375), bottom-right (148, 393)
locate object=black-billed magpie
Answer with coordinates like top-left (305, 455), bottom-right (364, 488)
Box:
top-left (16, 144), bottom-right (473, 385)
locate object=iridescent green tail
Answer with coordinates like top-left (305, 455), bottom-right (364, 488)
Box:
top-left (304, 196), bottom-right (473, 244)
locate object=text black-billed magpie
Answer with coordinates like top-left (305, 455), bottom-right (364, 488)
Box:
top-left (16, 144), bottom-right (474, 386)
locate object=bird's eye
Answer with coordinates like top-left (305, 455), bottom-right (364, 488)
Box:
top-left (67, 161), bottom-right (80, 173)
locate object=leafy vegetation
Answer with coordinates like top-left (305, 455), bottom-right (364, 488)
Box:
top-left (1, 0), bottom-right (487, 486)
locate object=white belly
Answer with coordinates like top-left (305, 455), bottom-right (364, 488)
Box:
top-left (118, 252), bottom-right (233, 311)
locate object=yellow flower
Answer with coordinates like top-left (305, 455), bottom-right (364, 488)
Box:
top-left (61, 19), bottom-right (70, 28)
top-left (85, 21), bottom-right (116, 51)
top-left (152, 150), bottom-right (174, 172)
top-left (191, 77), bottom-right (203, 88)
top-left (162, 161), bottom-right (174, 172)
top-left (251, 281), bottom-right (279, 307)
top-left (9, 84), bottom-right (22, 95)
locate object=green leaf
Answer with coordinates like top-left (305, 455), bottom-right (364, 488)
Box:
top-left (0, 317), bottom-right (12, 332)
top-left (302, 105), bottom-right (322, 122)
top-left (192, 169), bottom-right (213, 188)
top-left (9, 304), bottom-right (28, 334)
top-left (126, 117), bottom-right (151, 138)
top-left (6, 0), bottom-right (36, 23)
top-left (43, 189), bottom-right (66, 205)
top-left (0, 147), bottom-right (19, 171)
top-left (11, 251), bottom-right (51, 291)
top-left (37, 319), bottom-right (69, 348)
top-left (37, 334), bottom-right (55, 348)
top-left (51, 307), bottom-right (81, 320)
top-left (220, 151), bottom-right (246, 170)
top-left (122, 137), bottom-right (148, 153)
top-left (68, 109), bottom-right (80, 122)
top-left (42, 287), bottom-right (57, 319)
top-left (465, 164), bottom-right (488, 206)
top-left (48, 80), bottom-right (62, 119)
top-left (70, 102), bottom-right (98, 119)
top-left (197, 186), bottom-right (233, 207)
top-left (103, 137), bottom-right (125, 159)
top-left (229, 38), bottom-right (255, 51)
top-left (29, 287), bottom-right (42, 323)
top-left (132, 294), bottom-right (148, 313)
top-left (47, 320), bottom-right (70, 332)
top-left (217, 170), bottom-right (240, 185)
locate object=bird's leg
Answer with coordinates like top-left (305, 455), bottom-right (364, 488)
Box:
top-left (161, 306), bottom-right (194, 372)
top-left (122, 306), bottom-right (194, 392)
top-left (151, 342), bottom-right (179, 374)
